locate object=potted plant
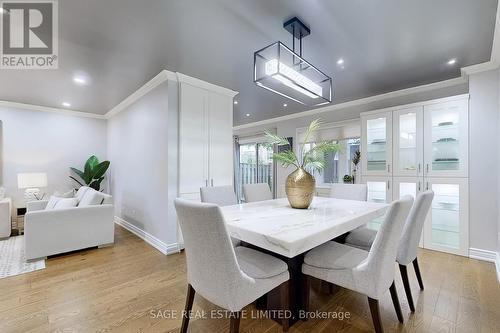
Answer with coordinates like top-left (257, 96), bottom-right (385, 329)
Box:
top-left (265, 119), bottom-right (340, 209)
top-left (70, 155), bottom-right (110, 191)
top-left (343, 175), bottom-right (353, 184)
top-left (352, 149), bottom-right (361, 183)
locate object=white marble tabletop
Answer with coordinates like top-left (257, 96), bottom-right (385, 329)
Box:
top-left (220, 197), bottom-right (387, 258)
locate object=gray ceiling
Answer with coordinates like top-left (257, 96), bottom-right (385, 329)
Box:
top-left (0, 0), bottom-right (497, 125)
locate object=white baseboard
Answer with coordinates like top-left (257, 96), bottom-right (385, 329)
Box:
top-left (469, 247), bottom-right (497, 262)
top-left (114, 216), bottom-right (181, 255)
top-left (496, 252), bottom-right (500, 284)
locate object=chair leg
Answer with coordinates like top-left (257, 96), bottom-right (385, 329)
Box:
top-left (302, 275), bottom-right (311, 321)
top-left (413, 258), bottom-right (424, 290)
top-left (281, 281), bottom-right (290, 332)
top-left (389, 281), bottom-right (404, 323)
top-left (180, 284), bottom-right (196, 333)
top-left (229, 312), bottom-right (241, 333)
top-left (399, 264), bottom-right (415, 312)
top-left (367, 297), bottom-right (384, 333)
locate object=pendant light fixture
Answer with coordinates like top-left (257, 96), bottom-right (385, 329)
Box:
top-left (254, 17), bottom-right (332, 106)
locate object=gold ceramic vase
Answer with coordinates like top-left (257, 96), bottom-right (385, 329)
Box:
top-left (285, 167), bottom-right (315, 209)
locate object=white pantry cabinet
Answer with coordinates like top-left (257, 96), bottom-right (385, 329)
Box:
top-left (178, 75), bottom-right (238, 201)
top-left (360, 94), bottom-right (469, 256)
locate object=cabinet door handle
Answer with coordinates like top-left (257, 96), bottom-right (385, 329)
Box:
top-left (418, 181), bottom-right (421, 191)
top-left (387, 180), bottom-right (390, 190)
top-left (418, 164), bottom-right (421, 174)
top-left (211, 179), bottom-right (214, 187)
top-left (387, 164), bottom-right (391, 173)
top-left (426, 182), bottom-right (429, 191)
top-left (426, 164), bottom-right (429, 174)
top-left (205, 179), bottom-right (208, 187)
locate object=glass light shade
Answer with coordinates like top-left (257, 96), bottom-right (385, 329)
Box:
top-left (254, 42), bottom-right (332, 105)
top-left (17, 173), bottom-right (48, 189)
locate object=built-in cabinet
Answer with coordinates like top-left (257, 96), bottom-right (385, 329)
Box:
top-left (360, 95), bottom-right (469, 256)
top-left (178, 75), bottom-right (238, 201)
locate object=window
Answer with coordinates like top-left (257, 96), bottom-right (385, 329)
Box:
top-left (303, 138), bottom-right (360, 184)
top-left (236, 142), bottom-right (275, 201)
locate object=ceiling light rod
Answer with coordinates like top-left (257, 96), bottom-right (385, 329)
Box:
top-left (284, 17), bottom-right (310, 67)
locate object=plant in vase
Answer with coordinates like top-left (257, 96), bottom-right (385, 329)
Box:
top-left (265, 119), bottom-right (340, 209)
top-left (70, 155), bottom-right (110, 191)
top-left (343, 175), bottom-right (353, 184)
top-left (352, 149), bottom-right (361, 183)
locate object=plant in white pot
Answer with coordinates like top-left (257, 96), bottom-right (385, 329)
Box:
top-left (265, 119), bottom-right (340, 209)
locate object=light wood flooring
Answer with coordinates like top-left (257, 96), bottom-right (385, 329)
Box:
top-left (1, 226), bottom-right (499, 333)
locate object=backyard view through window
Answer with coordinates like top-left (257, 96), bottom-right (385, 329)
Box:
top-left (237, 143), bottom-right (274, 201)
top-left (304, 138), bottom-right (360, 184)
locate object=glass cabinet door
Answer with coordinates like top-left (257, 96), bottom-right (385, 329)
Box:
top-left (423, 178), bottom-right (468, 256)
top-left (362, 112), bottom-right (392, 176)
top-left (364, 177), bottom-right (392, 231)
top-left (424, 99), bottom-right (468, 177)
top-left (393, 107), bottom-right (423, 177)
top-left (393, 177), bottom-right (424, 247)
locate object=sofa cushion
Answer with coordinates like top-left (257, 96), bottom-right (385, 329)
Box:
top-left (54, 190), bottom-right (75, 198)
top-left (53, 198), bottom-right (78, 210)
top-left (79, 189), bottom-right (108, 206)
top-left (75, 186), bottom-right (91, 202)
top-left (45, 196), bottom-right (61, 210)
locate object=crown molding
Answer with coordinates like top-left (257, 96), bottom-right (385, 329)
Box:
top-left (0, 100), bottom-right (106, 119)
top-left (461, 61), bottom-right (500, 76)
top-left (177, 72), bottom-right (239, 98)
top-left (233, 75), bottom-right (468, 130)
top-left (104, 70), bottom-right (176, 119)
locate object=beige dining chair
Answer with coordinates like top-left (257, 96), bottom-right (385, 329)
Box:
top-left (200, 185), bottom-right (240, 247)
top-left (243, 183), bottom-right (273, 202)
top-left (200, 185), bottom-right (238, 206)
top-left (345, 190), bottom-right (434, 312)
top-left (302, 196), bottom-right (413, 333)
top-left (329, 183), bottom-right (368, 201)
top-left (175, 199), bottom-right (290, 333)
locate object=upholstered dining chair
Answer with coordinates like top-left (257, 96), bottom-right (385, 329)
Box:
top-left (242, 183), bottom-right (273, 202)
top-left (329, 183), bottom-right (368, 201)
top-left (345, 190), bottom-right (434, 312)
top-left (175, 199), bottom-right (290, 333)
top-left (200, 185), bottom-right (238, 206)
top-left (200, 185), bottom-right (240, 247)
top-left (302, 196), bottom-right (413, 333)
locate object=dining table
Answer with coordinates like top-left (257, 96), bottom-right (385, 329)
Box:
top-left (220, 196), bottom-right (388, 327)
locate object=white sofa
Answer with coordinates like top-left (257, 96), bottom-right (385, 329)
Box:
top-left (24, 187), bottom-right (115, 261)
top-left (0, 198), bottom-right (12, 239)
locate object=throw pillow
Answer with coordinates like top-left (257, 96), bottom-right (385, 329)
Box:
top-left (78, 190), bottom-right (105, 206)
top-left (53, 198), bottom-right (78, 210)
top-left (45, 195), bottom-right (61, 210)
top-left (75, 186), bottom-right (90, 202)
top-left (53, 189), bottom-right (74, 198)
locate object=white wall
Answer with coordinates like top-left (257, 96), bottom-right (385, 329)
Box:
top-left (107, 81), bottom-right (179, 250)
top-left (469, 69), bottom-right (500, 252)
top-left (235, 82), bottom-right (469, 198)
top-left (0, 106), bottom-right (107, 208)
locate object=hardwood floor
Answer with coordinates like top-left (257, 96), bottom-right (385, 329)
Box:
top-left (1, 226), bottom-right (499, 333)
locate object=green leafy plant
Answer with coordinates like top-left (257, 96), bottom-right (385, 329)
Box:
top-left (352, 150), bottom-right (361, 168)
top-left (265, 119), bottom-right (340, 174)
top-left (70, 155), bottom-right (110, 191)
top-left (343, 174), bottom-right (353, 183)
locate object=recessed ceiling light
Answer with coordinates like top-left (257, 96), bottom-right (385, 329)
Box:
top-left (245, 113), bottom-right (250, 117)
top-left (0, 7), bottom-right (4, 14)
top-left (447, 58), bottom-right (457, 65)
top-left (234, 101), bottom-right (238, 105)
top-left (283, 103), bottom-right (287, 107)
top-left (62, 102), bottom-right (71, 108)
top-left (337, 58), bottom-right (344, 65)
top-left (73, 76), bottom-right (87, 85)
